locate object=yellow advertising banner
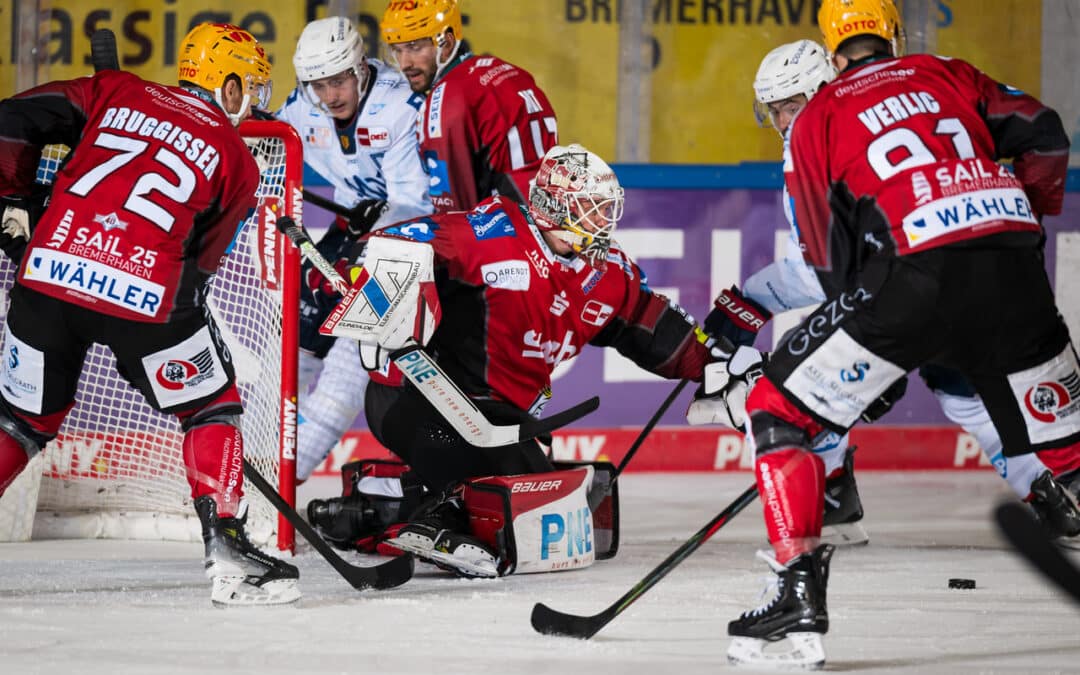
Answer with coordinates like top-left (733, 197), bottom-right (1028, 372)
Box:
top-left (0, 0), bottom-right (1043, 164)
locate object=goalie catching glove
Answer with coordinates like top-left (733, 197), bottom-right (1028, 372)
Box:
top-left (686, 345), bottom-right (767, 430)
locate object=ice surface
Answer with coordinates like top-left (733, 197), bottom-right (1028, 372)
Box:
top-left (1, 471), bottom-right (1077, 674)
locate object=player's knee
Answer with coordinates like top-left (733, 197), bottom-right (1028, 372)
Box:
top-left (750, 411), bottom-right (811, 457)
top-left (176, 386), bottom-right (244, 432)
top-left (0, 398), bottom-right (53, 458)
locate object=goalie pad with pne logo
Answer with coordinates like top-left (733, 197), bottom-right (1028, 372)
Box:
top-left (463, 463), bottom-right (620, 575)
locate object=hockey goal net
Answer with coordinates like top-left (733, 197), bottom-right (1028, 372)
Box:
top-left (0, 120), bottom-right (301, 550)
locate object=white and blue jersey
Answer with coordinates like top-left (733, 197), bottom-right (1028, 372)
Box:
top-left (743, 129), bottom-right (825, 313)
top-left (276, 59), bottom-right (432, 229)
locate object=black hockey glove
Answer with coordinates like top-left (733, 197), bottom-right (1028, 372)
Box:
top-left (860, 375), bottom-right (908, 423)
top-left (0, 186), bottom-right (49, 264)
top-left (343, 199), bottom-right (388, 238)
top-left (704, 285), bottom-right (773, 347)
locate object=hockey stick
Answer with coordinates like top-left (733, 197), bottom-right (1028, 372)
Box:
top-left (302, 188), bottom-right (351, 219)
top-left (90, 29), bottom-right (120, 72)
top-left (613, 378), bottom-right (688, 477)
top-left (532, 483), bottom-right (759, 638)
top-left (584, 378), bottom-right (688, 512)
top-left (242, 458), bottom-right (415, 590)
top-left (995, 500), bottom-right (1080, 606)
top-left (275, 215), bottom-right (600, 447)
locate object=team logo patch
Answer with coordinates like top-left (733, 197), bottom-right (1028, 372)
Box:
top-left (93, 212), bottom-right (129, 232)
top-left (142, 327), bottom-right (229, 408)
top-left (155, 348), bottom-right (216, 391)
top-left (1008, 346), bottom-right (1080, 443)
top-left (1023, 373), bottom-right (1080, 424)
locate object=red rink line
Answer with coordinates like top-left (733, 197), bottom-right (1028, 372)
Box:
top-left (311, 425), bottom-right (999, 477)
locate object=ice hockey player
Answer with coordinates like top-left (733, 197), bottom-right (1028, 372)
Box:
top-left (710, 0), bottom-right (1080, 667)
top-left (277, 16), bottom-right (432, 482)
top-left (311, 144), bottom-right (731, 579)
top-left (0, 23), bottom-right (300, 606)
top-left (380, 0), bottom-right (559, 213)
top-left (688, 39), bottom-right (873, 547)
top-left (693, 40), bottom-right (1080, 551)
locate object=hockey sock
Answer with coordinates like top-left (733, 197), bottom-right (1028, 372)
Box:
top-left (0, 433), bottom-right (29, 495)
top-left (755, 447), bottom-right (825, 564)
top-left (182, 422), bottom-right (244, 518)
top-left (1035, 442), bottom-right (1080, 483)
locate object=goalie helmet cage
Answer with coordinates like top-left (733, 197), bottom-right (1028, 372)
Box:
top-left (0, 120), bottom-right (301, 551)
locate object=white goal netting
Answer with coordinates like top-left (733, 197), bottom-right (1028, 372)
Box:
top-left (0, 120), bottom-right (300, 549)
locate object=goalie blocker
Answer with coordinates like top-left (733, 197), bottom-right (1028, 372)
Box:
top-left (309, 458), bottom-right (619, 574)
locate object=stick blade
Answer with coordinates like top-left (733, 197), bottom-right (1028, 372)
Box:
top-left (519, 396), bottom-right (600, 442)
top-left (530, 602), bottom-right (607, 639)
top-left (995, 500), bottom-right (1080, 605)
top-left (359, 553), bottom-right (416, 591)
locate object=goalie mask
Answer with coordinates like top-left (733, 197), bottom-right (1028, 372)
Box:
top-left (293, 17), bottom-right (368, 114)
top-left (177, 23), bottom-right (272, 126)
top-left (752, 40), bottom-right (835, 132)
top-left (529, 144), bottom-right (625, 269)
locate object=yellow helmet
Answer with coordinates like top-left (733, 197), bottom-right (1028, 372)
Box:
top-left (817, 0), bottom-right (903, 55)
top-left (177, 23), bottom-right (272, 121)
top-left (380, 0), bottom-right (463, 45)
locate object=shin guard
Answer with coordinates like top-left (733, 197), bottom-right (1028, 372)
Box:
top-left (756, 447), bottom-right (825, 564)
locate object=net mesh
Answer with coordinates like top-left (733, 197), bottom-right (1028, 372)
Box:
top-left (0, 133), bottom-right (294, 547)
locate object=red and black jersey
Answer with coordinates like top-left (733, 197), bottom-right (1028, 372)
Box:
top-left (787, 54), bottom-right (1069, 294)
top-left (418, 48), bottom-right (558, 213)
top-left (0, 70), bottom-right (259, 322)
top-left (371, 196), bottom-right (707, 414)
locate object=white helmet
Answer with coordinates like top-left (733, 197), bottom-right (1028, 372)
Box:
top-left (529, 144), bottom-right (625, 269)
top-left (293, 17), bottom-right (367, 107)
top-left (752, 40), bottom-right (834, 127)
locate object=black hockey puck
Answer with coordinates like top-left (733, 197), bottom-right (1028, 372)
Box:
top-left (948, 578), bottom-right (976, 589)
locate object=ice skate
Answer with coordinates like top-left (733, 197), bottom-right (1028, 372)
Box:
top-left (1029, 470), bottom-right (1080, 550)
top-left (727, 544), bottom-right (834, 670)
top-left (196, 496), bottom-right (301, 607)
top-left (383, 495), bottom-right (499, 578)
top-left (821, 447), bottom-right (869, 547)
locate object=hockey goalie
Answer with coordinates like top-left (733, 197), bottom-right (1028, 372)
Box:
top-left (307, 143), bottom-right (731, 578)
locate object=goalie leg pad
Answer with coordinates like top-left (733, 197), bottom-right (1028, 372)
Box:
top-left (463, 466), bottom-right (596, 575)
top-left (553, 460), bottom-right (620, 559)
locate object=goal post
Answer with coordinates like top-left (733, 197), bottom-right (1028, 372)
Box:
top-left (0, 119), bottom-right (302, 552)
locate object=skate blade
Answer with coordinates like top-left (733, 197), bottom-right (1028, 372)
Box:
top-left (727, 632), bottom-right (825, 670)
top-left (1055, 535), bottom-right (1080, 551)
top-left (821, 521), bottom-right (869, 547)
top-left (384, 537), bottom-right (498, 578)
top-left (211, 576), bottom-right (301, 607)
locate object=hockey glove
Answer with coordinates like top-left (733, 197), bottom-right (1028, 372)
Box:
top-left (704, 285), bottom-right (772, 347)
top-left (0, 187), bottom-right (49, 265)
top-left (338, 198), bottom-right (388, 238)
top-left (860, 375), bottom-right (908, 423)
top-left (686, 346), bottom-right (767, 430)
